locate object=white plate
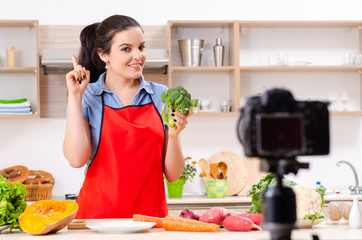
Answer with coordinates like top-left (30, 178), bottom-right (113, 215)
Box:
top-left (296, 219), bottom-right (323, 228)
top-left (86, 221), bottom-right (155, 233)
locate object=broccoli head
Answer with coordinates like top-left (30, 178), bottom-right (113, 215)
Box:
top-left (161, 86), bottom-right (199, 128)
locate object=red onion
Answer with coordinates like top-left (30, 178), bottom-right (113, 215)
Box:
top-left (179, 208), bottom-right (200, 221)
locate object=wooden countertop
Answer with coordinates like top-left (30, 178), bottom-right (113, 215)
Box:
top-left (3, 222), bottom-right (362, 240)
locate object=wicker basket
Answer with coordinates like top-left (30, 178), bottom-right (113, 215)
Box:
top-left (25, 183), bottom-right (54, 201)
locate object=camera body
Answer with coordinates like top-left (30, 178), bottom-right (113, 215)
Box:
top-left (237, 88), bottom-right (330, 240)
top-left (237, 88), bottom-right (330, 159)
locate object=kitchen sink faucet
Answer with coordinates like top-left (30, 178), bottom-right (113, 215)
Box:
top-left (336, 160), bottom-right (362, 194)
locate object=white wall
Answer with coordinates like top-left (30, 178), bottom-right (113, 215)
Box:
top-left (2, 0), bottom-right (362, 25)
top-left (1, 0), bottom-right (362, 197)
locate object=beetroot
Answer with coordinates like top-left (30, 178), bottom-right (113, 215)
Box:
top-left (199, 207), bottom-right (229, 225)
top-left (237, 213), bottom-right (264, 226)
top-left (179, 208), bottom-right (200, 221)
top-left (223, 215), bottom-right (261, 231)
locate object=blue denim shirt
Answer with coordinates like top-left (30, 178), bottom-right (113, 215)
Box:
top-left (81, 72), bottom-right (168, 166)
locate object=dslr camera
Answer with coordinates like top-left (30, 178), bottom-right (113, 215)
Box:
top-left (237, 88), bottom-right (330, 240)
top-left (237, 88), bottom-right (330, 159)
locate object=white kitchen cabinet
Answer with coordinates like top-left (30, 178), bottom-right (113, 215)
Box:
top-left (168, 21), bottom-right (362, 115)
top-left (0, 20), bottom-right (40, 118)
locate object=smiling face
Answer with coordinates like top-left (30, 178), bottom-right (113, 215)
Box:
top-left (99, 26), bottom-right (146, 81)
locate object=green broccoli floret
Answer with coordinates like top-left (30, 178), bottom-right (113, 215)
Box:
top-left (161, 86), bottom-right (199, 128)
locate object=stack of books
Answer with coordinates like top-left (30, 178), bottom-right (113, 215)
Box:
top-left (0, 98), bottom-right (32, 114)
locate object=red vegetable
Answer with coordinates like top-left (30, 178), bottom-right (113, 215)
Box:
top-left (237, 213), bottom-right (264, 226)
top-left (179, 208), bottom-right (200, 221)
top-left (223, 215), bottom-right (261, 231)
top-left (199, 207), bottom-right (229, 225)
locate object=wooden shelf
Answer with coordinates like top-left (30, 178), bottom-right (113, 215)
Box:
top-left (0, 20), bottom-right (37, 28)
top-left (239, 20), bottom-right (362, 28)
top-left (0, 67), bottom-right (38, 73)
top-left (0, 113), bottom-right (39, 118)
top-left (0, 20), bottom-right (40, 118)
top-left (239, 65), bottom-right (362, 72)
top-left (194, 111), bottom-right (237, 116)
top-left (170, 66), bottom-right (235, 72)
top-left (168, 20), bottom-right (235, 28)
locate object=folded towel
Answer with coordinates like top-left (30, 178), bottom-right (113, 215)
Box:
top-left (0, 101), bottom-right (31, 108)
top-left (0, 108), bottom-right (31, 113)
top-left (0, 111), bottom-right (32, 114)
top-left (0, 106), bottom-right (31, 110)
top-left (0, 98), bottom-right (28, 104)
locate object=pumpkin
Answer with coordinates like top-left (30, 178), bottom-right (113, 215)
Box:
top-left (19, 200), bottom-right (78, 235)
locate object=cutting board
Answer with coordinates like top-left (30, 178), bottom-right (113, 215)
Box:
top-left (237, 157), bottom-right (267, 196)
top-left (207, 152), bottom-right (248, 196)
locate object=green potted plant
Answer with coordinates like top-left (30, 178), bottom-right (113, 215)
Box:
top-left (166, 156), bottom-right (197, 198)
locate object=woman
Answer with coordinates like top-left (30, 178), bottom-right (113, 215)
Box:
top-left (63, 15), bottom-right (192, 219)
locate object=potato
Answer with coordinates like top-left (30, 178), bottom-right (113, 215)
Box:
top-left (341, 201), bottom-right (352, 220)
top-left (327, 202), bottom-right (342, 221)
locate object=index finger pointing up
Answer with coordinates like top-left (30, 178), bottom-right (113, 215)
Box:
top-left (71, 53), bottom-right (79, 69)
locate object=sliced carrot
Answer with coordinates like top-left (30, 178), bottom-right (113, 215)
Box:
top-left (132, 214), bottom-right (164, 228)
top-left (162, 216), bottom-right (220, 232)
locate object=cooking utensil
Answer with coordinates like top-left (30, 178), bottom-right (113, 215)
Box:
top-left (209, 163), bottom-right (219, 180)
top-left (199, 158), bottom-right (212, 180)
top-left (217, 171), bottom-right (224, 179)
top-left (218, 161), bottom-right (228, 179)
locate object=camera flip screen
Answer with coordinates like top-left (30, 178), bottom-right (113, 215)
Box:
top-left (256, 114), bottom-right (305, 157)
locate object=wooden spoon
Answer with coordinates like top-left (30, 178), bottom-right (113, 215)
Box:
top-left (218, 161), bottom-right (228, 179)
top-left (199, 158), bottom-right (212, 180)
top-left (209, 163), bottom-right (219, 180)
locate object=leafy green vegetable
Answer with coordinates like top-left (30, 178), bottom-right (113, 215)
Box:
top-left (246, 173), bottom-right (297, 213)
top-left (315, 184), bottom-right (327, 208)
top-left (161, 86), bottom-right (199, 128)
top-left (0, 175), bottom-right (27, 231)
top-left (304, 213), bottom-right (324, 225)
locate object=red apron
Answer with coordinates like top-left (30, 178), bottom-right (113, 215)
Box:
top-left (76, 94), bottom-right (167, 218)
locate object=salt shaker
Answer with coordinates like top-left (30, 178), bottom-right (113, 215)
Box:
top-left (349, 197), bottom-right (361, 228)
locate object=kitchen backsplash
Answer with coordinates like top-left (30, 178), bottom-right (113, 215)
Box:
top-left (0, 115), bottom-right (361, 197)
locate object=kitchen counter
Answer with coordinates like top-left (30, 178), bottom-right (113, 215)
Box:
top-left (166, 193), bottom-right (359, 206)
top-left (167, 193), bottom-right (251, 207)
top-left (2, 222), bottom-right (362, 240)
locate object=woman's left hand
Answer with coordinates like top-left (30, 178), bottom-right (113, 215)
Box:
top-left (168, 109), bottom-right (194, 138)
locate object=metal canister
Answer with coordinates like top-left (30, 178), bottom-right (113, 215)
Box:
top-left (178, 39), bottom-right (204, 66)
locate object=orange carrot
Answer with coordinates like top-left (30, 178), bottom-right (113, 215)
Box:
top-left (132, 214), bottom-right (164, 228)
top-left (162, 215), bottom-right (220, 232)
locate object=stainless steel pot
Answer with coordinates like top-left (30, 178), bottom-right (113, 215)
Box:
top-left (178, 39), bottom-right (204, 66)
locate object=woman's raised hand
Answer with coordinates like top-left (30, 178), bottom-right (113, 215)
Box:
top-left (168, 109), bottom-right (194, 138)
top-left (65, 53), bottom-right (90, 96)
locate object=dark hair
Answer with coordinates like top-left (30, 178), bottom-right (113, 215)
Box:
top-left (78, 15), bottom-right (142, 83)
